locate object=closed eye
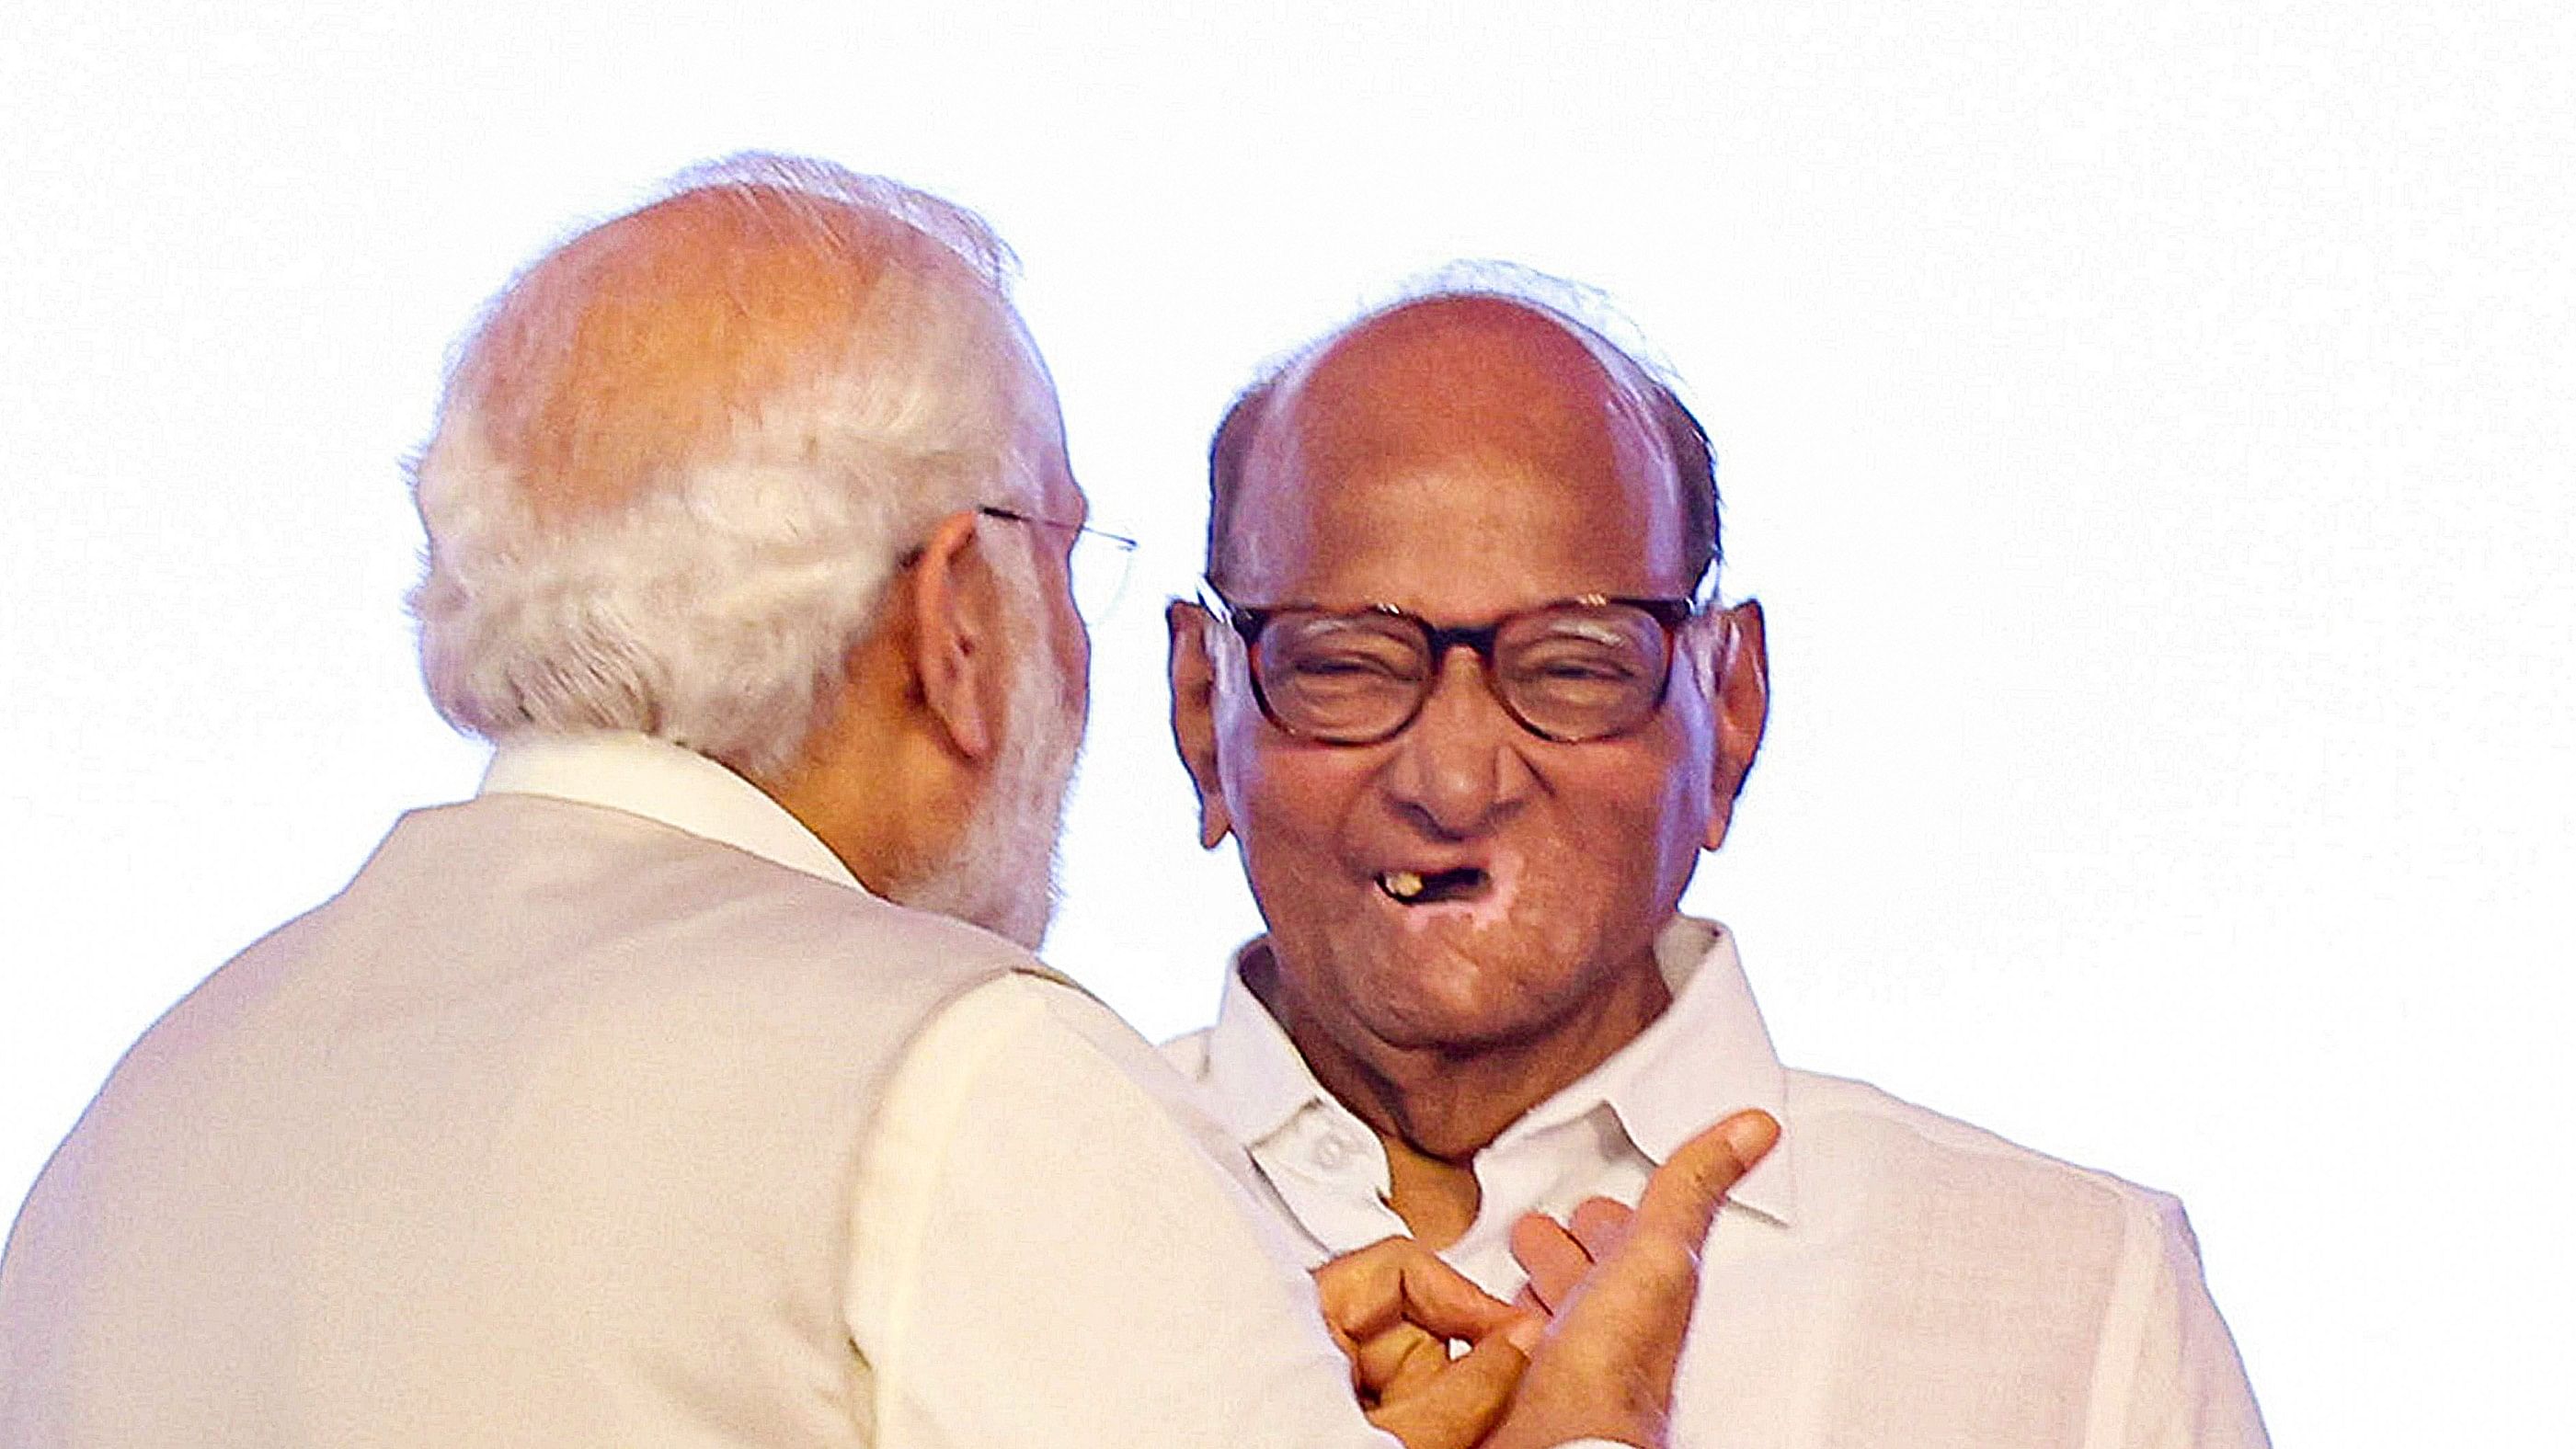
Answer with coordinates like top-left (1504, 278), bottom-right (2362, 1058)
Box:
top-left (1510, 651), bottom-right (1643, 683)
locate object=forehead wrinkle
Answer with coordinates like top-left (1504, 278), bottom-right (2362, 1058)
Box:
top-left (454, 187), bottom-right (943, 526)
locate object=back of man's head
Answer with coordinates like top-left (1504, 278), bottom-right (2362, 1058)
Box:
top-left (410, 154), bottom-right (1048, 778)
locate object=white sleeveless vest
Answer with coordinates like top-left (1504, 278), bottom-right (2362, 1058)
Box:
top-left (2, 793), bottom-right (1044, 1445)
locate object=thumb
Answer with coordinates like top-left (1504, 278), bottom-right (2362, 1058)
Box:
top-left (1366, 1323), bottom-right (1536, 1449)
top-left (1634, 1109), bottom-right (1778, 1251)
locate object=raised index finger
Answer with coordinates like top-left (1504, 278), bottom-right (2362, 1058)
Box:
top-left (1631, 1109), bottom-right (1779, 1252)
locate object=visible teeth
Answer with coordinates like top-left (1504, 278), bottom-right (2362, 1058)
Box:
top-left (1380, 871), bottom-right (1425, 901)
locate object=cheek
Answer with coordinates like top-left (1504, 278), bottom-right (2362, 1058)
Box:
top-left (1222, 741), bottom-right (1371, 859)
top-left (1552, 747), bottom-right (1711, 901)
top-left (1650, 747), bottom-right (1715, 851)
top-left (1210, 681), bottom-right (1371, 844)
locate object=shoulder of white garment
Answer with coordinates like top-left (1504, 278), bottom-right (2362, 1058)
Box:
top-left (855, 977), bottom-right (1644, 1449)
top-left (849, 972), bottom-right (1378, 1447)
top-left (1778, 1066), bottom-right (2171, 1247)
top-left (885, 972), bottom-right (1324, 1255)
top-left (2087, 1188), bottom-right (2273, 1449)
top-left (932, 974), bottom-right (1263, 1148)
top-left (1775, 1070), bottom-right (2267, 1447)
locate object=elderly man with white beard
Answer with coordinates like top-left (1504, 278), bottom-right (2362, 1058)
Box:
top-left (0, 158), bottom-right (1773, 1449)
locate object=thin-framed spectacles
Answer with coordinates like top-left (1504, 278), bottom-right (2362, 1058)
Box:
top-left (1198, 583), bottom-right (1701, 745)
top-left (979, 506), bottom-right (1138, 623)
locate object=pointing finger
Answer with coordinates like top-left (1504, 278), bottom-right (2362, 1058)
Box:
top-left (1633, 1109), bottom-right (1778, 1253)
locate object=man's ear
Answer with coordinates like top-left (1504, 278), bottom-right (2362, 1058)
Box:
top-left (904, 509), bottom-right (1006, 764)
top-left (1167, 599), bottom-right (1235, 849)
top-left (1703, 598), bottom-right (1770, 851)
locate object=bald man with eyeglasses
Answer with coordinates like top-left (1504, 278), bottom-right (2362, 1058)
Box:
top-left (1162, 282), bottom-right (2271, 1449)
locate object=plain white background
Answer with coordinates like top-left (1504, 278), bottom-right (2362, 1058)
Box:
top-left (4, 3), bottom-right (2568, 1442)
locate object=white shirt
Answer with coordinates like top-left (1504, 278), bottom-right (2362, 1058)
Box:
top-left (1165, 918), bottom-right (2272, 1449)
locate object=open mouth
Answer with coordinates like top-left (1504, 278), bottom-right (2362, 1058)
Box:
top-left (1376, 866), bottom-right (1489, 906)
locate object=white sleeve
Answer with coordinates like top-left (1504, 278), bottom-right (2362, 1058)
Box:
top-left (2086, 1192), bottom-right (2272, 1449)
top-left (844, 973), bottom-right (1402, 1449)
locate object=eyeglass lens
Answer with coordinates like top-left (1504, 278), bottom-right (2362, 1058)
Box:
top-left (1253, 603), bottom-right (1671, 742)
top-left (1067, 528), bottom-right (1134, 623)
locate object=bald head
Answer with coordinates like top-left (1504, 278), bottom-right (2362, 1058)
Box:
top-left (1209, 290), bottom-right (1715, 593)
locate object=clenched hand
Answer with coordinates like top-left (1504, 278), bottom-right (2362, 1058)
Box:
top-left (1311, 1235), bottom-right (1543, 1449)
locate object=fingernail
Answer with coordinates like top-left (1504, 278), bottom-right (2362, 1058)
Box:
top-left (1723, 1110), bottom-right (1780, 1160)
top-left (1506, 1315), bottom-right (1546, 1353)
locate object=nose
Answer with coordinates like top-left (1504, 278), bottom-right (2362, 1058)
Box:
top-left (1380, 647), bottom-right (1534, 839)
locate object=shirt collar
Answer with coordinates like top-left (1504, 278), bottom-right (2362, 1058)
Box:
top-left (1517, 917), bottom-right (1793, 1225)
top-left (1200, 916), bottom-right (1796, 1227)
top-left (476, 731), bottom-right (864, 894)
top-left (1198, 939), bottom-right (1337, 1147)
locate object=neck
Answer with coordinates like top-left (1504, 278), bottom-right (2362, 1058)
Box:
top-left (751, 653), bottom-right (982, 900)
top-left (1249, 942), bottom-right (1670, 1246)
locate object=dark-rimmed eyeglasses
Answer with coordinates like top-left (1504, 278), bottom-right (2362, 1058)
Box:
top-left (1198, 584), bottom-right (1701, 745)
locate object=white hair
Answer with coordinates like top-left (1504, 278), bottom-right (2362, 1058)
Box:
top-left (653, 152), bottom-right (1018, 293)
top-left (408, 154), bottom-right (1045, 778)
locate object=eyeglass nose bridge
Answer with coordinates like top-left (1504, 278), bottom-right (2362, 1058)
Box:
top-left (1395, 613), bottom-right (1657, 747)
top-left (1222, 602), bottom-right (1526, 746)
top-left (1361, 616), bottom-right (1514, 741)
top-left (1417, 617), bottom-right (1508, 660)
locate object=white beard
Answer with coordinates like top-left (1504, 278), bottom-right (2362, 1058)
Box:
top-left (887, 572), bottom-right (1082, 951)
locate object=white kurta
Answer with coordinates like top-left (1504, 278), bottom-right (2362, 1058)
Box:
top-left (1165, 917), bottom-right (2273, 1449)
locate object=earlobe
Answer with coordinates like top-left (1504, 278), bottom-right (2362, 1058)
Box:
top-left (1166, 599), bottom-right (1235, 849)
top-left (909, 511), bottom-right (1002, 763)
top-left (1702, 598), bottom-right (1770, 851)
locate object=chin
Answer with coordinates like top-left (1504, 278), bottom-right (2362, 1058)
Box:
top-left (1346, 961), bottom-right (1585, 1055)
